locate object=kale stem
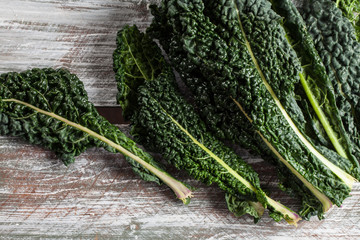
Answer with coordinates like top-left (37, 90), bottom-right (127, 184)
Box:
top-left (3, 98), bottom-right (193, 203)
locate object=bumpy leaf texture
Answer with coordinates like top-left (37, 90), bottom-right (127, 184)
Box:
top-left (332, 0), bottom-right (360, 40)
top-left (148, 0), bottom-right (357, 219)
top-left (113, 25), bottom-right (301, 225)
top-left (270, 0), bottom-right (360, 179)
top-left (301, 0), bottom-right (360, 164)
top-left (0, 68), bottom-right (192, 203)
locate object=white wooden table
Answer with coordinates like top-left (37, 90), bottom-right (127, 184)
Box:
top-left (1, 1), bottom-right (360, 239)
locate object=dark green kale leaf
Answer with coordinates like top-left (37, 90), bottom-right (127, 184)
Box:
top-left (301, 0), bottom-right (360, 166)
top-left (147, 1), bottom-right (264, 156)
top-left (270, 0), bottom-right (360, 179)
top-left (113, 25), bottom-right (301, 225)
top-left (0, 68), bottom-right (192, 203)
top-left (332, 0), bottom-right (360, 40)
top-left (148, 0), bottom-right (356, 219)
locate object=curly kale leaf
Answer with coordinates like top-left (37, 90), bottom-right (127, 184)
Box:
top-left (0, 68), bottom-right (192, 203)
top-left (148, 0), bottom-right (357, 218)
top-left (113, 25), bottom-right (301, 225)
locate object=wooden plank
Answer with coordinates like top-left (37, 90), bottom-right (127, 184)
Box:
top-left (0, 0), bottom-right (159, 106)
top-left (2, 0), bottom-right (360, 239)
top-left (1, 131), bottom-right (360, 239)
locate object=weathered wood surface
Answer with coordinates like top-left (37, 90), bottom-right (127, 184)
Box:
top-left (0, 0), bottom-right (159, 106)
top-left (1, 132), bottom-right (360, 239)
top-left (1, 0), bottom-right (360, 239)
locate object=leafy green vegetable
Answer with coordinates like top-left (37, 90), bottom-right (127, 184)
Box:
top-left (148, 0), bottom-right (357, 218)
top-left (0, 68), bottom-right (192, 203)
top-left (333, 0), bottom-right (360, 40)
top-left (270, 0), bottom-right (360, 178)
top-left (301, 0), bottom-right (360, 167)
top-left (113, 25), bottom-right (301, 225)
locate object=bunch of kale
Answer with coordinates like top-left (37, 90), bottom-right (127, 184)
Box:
top-left (113, 0), bottom-right (360, 222)
top-left (1, 0), bottom-right (359, 226)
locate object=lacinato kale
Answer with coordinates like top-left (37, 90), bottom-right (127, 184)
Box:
top-left (301, 0), bottom-right (360, 167)
top-left (270, 0), bottom-right (360, 179)
top-left (332, 0), bottom-right (360, 40)
top-left (113, 25), bottom-right (301, 225)
top-left (148, 0), bottom-right (357, 219)
top-left (0, 68), bottom-right (192, 203)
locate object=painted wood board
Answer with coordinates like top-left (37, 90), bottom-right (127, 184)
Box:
top-left (0, 0), bottom-right (160, 106)
top-left (1, 0), bottom-right (360, 239)
top-left (1, 131), bottom-right (360, 239)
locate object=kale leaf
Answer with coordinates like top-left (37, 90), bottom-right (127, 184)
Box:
top-left (113, 25), bottom-right (301, 225)
top-left (301, 0), bottom-right (360, 168)
top-left (332, 0), bottom-right (360, 40)
top-left (0, 68), bottom-right (192, 203)
top-left (270, 0), bottom-right (360, 180)
top-left (148, 0), bottom-right (357, 219)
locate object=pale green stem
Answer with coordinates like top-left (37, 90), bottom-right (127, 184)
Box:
top-left (232, 98), bottom-right (333, 213)
top-left (159, 102), bottom-right (301, 225)
top-left (3, 98), bottom-right (193, 203)
top-left (233, 2), bottom-right (356, 189)
top-left (299, 73), bottom-right (348, 159)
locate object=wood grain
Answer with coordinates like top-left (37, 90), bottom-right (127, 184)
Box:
top-left (0, 0), bottom-right (159, 106)
top-left (1, 131), bottom-right (360, 239)
top-left (1, 0), bottom-right (360, 239)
